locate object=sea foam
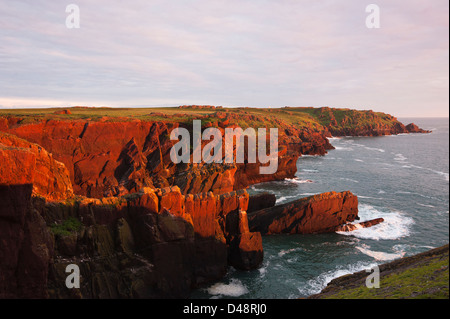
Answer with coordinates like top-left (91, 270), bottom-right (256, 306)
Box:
top-left (297, 261), bottom-right (378, 297)
top-left (336, 204), bottom-right (415, 240)
top-left (206, 279), bottom-right (249, 297)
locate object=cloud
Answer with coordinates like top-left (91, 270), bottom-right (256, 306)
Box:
top-left (0, 0), bottom-right (448, 116)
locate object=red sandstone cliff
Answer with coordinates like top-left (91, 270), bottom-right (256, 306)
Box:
top-left (0, 116), bottom-right (332, 199)
top-left (0, 132), bottom-right (73, 201)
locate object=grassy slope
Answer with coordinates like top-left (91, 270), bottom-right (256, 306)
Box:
top-left (309, 245), bottom-right (449, 299)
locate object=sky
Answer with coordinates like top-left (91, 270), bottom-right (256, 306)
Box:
top-left (0, 0), bottom-right (448, 117)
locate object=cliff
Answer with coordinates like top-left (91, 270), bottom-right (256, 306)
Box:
top-left (0, 131), bottom-right (262, 298)
top-left (0, 106), bottom-right (428, 199)
top-left (298, 107), bottom-right (432, 136)
top-left (0, 132), bottom-right (73, 201)
top-left (0, 182), bottom-right (261, 298)
top-left (41, 187), bottom-right (262, 298)
top-left (0, 106), bottom-right (430, 299)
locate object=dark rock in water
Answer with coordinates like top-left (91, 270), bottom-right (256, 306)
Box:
top-left (406, 123), bottom-right (432, 133)
top-left (248, 191), bottom-right (359, 235)
top-left (335, 218), bottom-right (385, 232)
top-left (247, 193), bottom-right (277, 213)
top-left (228, 231), bottom-right (264, 271)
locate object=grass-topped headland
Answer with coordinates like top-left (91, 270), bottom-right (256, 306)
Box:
top-left (0, 105), bottom-right (420, 135)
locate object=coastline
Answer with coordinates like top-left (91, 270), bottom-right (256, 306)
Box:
top-left (0, 106), bottom-right (443, 299)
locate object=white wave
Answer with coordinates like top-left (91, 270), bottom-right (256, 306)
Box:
top-left (206, 279), bottom-right (249, 297)
top-left (300, 193), bottom-right (320, 197)
top-left (340, 177), bottom-right (360, 183)
top-left (378, 190), bottom-right (386, 194)
top-left (297, 261), bottom-right (378, 297)
top-left (278, 247), bottom-right (302, 257)
top-left (258, 261), bottom-right (269, 278)
top-left (336, 204), bottom-right (415, 240)
top-left (277, 195), bottom-right (297, 204)
top-left (301, 169), bottom-right (319, 173)
top-left (394, 153), bottom-right (407, 161)
top-left (404, 165), bottom-right (449, 182)
top-left (334, 146), bottom-right (354, 151)
top-left (300, 154), bottom-right (322, 158)
top-left (327, 137), bottom-right (342, 141)
top-left (364, 147), bottom-right (385, 153)
top-left (416, 203), bottom-right (435, 208)
top-left (356, 195), bottom-right (384, 200)
top-left (285, 178), bottom-right (314, 184)
top-left (354, 159), bottom-right (364, 162)
top-left (434, 170), bottom-right (449, 182)
top-left (356, 246), bottom-right (405, 261)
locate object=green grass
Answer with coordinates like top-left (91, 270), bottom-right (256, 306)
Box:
top-left (325, 256), bottom-right (449, 299)
top-left (50, 217), bottom-right (82, 237)
top-left (0, 105), bottom-right (403, 132)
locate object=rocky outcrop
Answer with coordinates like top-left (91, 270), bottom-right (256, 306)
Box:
top-left (406, 123), bottom-right (432, 134)
top-left (248, 191), bottom-right (359, 235)
top-left (43, 187), bottom-right (262, 298)
top-left (0, 132), bottom-right (73, 201)
top-left (0, 182), bottom-right (262, 298)
top-left (305, 107), bottom-right (431, 137)
top-left (335, 218), bottom-right (384, 232)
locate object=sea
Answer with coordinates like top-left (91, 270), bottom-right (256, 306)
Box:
top-left (191, 118), bottom-right (449, 299)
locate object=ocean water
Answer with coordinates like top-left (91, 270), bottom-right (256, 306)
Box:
top-left (191, 118), bottom-right (449, 299)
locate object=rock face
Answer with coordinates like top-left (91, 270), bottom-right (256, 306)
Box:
top-left (247, 193), bottom-right (277, 213)
top-left (248, 191), bottom-right (359, 235)
top-left (0, 140), bottom-right (56, 298)
top-left (0, 184), bottom-right (54, 298)
top-left (335, 218), bottom-right (385, 232)
top-left (0, 183), bottom-right (262, 298)
top-left (0, 116), bottom-right (333, 199)
top-left (43, 187), bottom-right (262, 298)
top-left (0, 132), bottom-right (73, 201)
